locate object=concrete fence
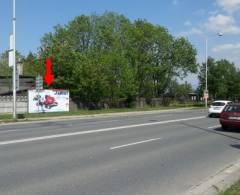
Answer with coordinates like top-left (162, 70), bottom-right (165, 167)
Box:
top-left (0, 96), bottom-right (28, 114)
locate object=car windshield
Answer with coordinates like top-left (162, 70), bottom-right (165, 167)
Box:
top-left (223, 105), bottom-right (240, 112)
top-left (211, 102), bottom-right (225, 106)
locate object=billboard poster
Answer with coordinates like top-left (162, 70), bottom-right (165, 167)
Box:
top-left (28, 89), bottom-right (69, 113)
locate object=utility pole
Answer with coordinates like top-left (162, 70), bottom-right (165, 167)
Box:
top-left (204, 33), bottom-right (223, 108)
top-left (12, 0), bottom-right (17, 119)
top-left (205, 38), bottom-right (208, 108)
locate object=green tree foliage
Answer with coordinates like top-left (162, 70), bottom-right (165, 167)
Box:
top-left (0, 50), bottom-right (24, 76)
top-left (198, 58), bottom-right (240, 100)
top-left (169, 80), bottom-right (193, 99)
top-left (38, 12), bottom-right (197, 107)
top-left (22, 52), bottom-right (39, 76)
top-left (0, 51), bottom-right (11, 76)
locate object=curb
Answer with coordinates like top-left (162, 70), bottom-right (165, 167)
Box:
top-left (0, 108), bottom-right (206, 126)
top-left (184, 159), bottom-right (240, 195)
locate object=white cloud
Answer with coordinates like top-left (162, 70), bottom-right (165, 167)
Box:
top-left (179, 27), bottom-right (203, 37)
top-left (209, 10), bottom-right (219, 16)
top-left (216, 0), bottom-right (240, 13)
top-left (172, 0), bottom-right (179, 6)
top-left (178, 0), bottom-right (240, 67)
top-left (188, 28), bottom-right (203, 35)
top-left (184, 21), bottom-right (192, 26)
top-left (212, 43), bottom-right (240, 52)
top-left (212, 43), bottom-right (240, 66)
top-left (204, 14), bottom-right (240, 34)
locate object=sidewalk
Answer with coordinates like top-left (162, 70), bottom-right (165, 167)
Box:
top-left (184, 157), bottom-right (240, 195)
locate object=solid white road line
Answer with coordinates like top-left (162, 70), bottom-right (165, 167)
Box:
top-left (208, 125), bottom-right (221, 129)
top-left (0, 119), bottom-right (120, 134)
top-left (0, 116), bottom-right (205, 146)
top-left (110, 138), bottom-right (162, 150)
top-left (0, 108), bottom-right (203, 127)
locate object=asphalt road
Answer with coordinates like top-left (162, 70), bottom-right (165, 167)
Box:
top-left (0, 109), bottom-right (240, 195)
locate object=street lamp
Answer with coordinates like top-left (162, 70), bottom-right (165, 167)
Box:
top-left (204, 32), bottom-right (223, 108)
top-left (205, 38), bottom-right (208, 108)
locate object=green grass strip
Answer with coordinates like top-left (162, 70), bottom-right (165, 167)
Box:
top-left (219, 180), bottom-right (240, 195)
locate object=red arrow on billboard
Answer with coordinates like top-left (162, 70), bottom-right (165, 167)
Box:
top-left (44, 58), bottom-right (54, 86)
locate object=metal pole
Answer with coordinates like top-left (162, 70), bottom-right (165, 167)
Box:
top-left (12, 0), bottom-right (17, 119)
top-left (205, 38), bottom-right (208, 108)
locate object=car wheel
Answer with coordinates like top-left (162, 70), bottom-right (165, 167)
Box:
top-left (222, 125), bottom-right (228, 130)
top-left (208, 113), bottom-right (212, 118)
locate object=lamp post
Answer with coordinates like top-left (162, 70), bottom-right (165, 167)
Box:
top-left (205, 38), bottom-right (208, 108)
top-left (12, 0), bottom-right (16, 119)
top-left (204, 32), bottom-right (223, 108)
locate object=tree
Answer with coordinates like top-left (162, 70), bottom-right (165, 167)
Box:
top-left (39, 12), bottom-right (198, 108)
top-left (22, 52), bottom-right (39, 76)
top-left (126, 20), bottom-right (197, 98)
top-left (0, 50), bottom-right (24, 76)
top-left (169, 80), bottom-right (193, 100)
top-left (0, 51), bottom-right (11, 76)
top-left (198, 58), bottom-right (240, 100)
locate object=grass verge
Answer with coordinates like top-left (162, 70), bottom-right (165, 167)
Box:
top-left (0, 103), bottom-right (205, 122)
top-left (219, 180), bottom-right (240, 195)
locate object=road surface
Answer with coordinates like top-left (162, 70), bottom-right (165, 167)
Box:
top-left (0, 109), bottom-right (239, 195)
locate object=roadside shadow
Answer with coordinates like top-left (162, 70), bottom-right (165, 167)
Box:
top-left (181, 123), bottom-right (240, 142)
top-left (231, 144), bottom-right (240, 150)
top-left (214, 127), bottom-right (240, 133)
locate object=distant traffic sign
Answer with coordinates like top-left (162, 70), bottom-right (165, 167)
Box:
top-left (36, 75), bottom-right (43, 90)
top-left (8, 34), bottom-right (14, 67)
top-left (16, 69), bottom-right (19, 91)
top-left (204, 90), bottom-right (209, 99)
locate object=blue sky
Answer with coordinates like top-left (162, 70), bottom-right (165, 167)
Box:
top-left (1, 0), bottom-right (240, 86)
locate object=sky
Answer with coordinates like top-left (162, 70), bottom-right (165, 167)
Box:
top-left (1, 0), bottom-right (240, 87)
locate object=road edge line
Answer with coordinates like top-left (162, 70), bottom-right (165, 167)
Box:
top-left (0, 107), bottom-right (206, 126)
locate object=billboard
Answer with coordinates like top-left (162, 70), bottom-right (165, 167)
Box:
top-left (28, 89), bottom-right (69, 113)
